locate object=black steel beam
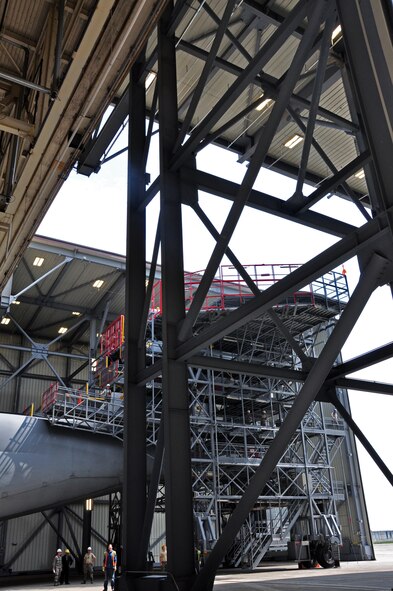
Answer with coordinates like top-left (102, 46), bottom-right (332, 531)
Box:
top-left (188, 354), bottom-right (307, 382)
top-left (77, 88), bottom-right (130, 177)
top-left (180, 166), bottom-right (356, 237)
top-left (158, 5), bottom-right (195, 587)
top-left (122, 58), bottom-right (148, 573)
top-left (329, 342), bottom-right (393, 379)
top-left (335, 378), bottom-right (393, 396)
top-left (290, 151), bottom-right (371, 213)
top-left (286, 105), bottom-right (371, 219)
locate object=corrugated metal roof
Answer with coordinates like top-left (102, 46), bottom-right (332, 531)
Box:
top-left (0, 0), bottom-right (373, 292)
top-left (2, 235), bottom-right (127, 344)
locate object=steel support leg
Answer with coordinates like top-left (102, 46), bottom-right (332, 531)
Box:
top-left (192, 252), bottom-right (387, 591)
top-left (122, 58), bottom-right (147, 576)
top-left (82, 505), bottom-right (92, 563)
top-left (158, 4), bottom-right (195, 588)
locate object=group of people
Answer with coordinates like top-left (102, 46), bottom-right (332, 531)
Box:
top-left (52, 544), bottom-right (118, 589)
top-left (52, 548), bottom-right (74, 586)
top-left (53, 542), bottom-right (169, 587)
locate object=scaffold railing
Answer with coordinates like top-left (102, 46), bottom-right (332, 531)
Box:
top-left (149, 264), bottom-right (349, 316)
top-left (42, 384), bottom-right (124, 440)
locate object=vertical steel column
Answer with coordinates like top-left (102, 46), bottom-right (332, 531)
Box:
top-left (89, 318), bottom-right (97, 385)
top-left (158, 4), bottom-right (195, 588)
top-left (0, 520), bottom-right (7, 568)
top-left (192, 252), bottom-right (387, 591)
top-left (82, 504), bottom-right (92, 560)
top-left (121, 57), bottom-right (147, 575)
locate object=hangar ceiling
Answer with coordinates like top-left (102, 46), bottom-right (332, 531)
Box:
top-left (0, 0), bottom-right (167, 290)
top-left (0, 0), bottom-right (383, 292)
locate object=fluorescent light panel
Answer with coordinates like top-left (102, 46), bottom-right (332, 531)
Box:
top-left (331, 25), bottom-right (342, 44)
top-left (256, 96), bottom-right (273, 112)
top-left (92, 279), bottom-right (104, 289)
top-left (1, 317), bottom-right (10, 325)
top-left (33, 257), bottom-right (44, 267)
top-left (355, 169), bottom-right (365, 179)
top-left (58, 327), bottom-right (68, 334)
top-left (284, 134), bottom-right (303, 149)
top-left (145, 71), bottom-right (156, 89)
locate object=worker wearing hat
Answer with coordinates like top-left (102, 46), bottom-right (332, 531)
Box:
top-left (60, 548), bottom-right (73, 585)
top-left (102, 544), bottom-right (117, 591)
top-left (82, 546), bottom-right (96, 584)
top-left (52, 549), bottom-right (62, 586)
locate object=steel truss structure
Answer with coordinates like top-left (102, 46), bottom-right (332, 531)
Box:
top-left (0, 1), bottom-right (392, 590)
top-left (109, 2), bottom-right (393, 590)
top-left (42, 266), bottom-right (356, 570)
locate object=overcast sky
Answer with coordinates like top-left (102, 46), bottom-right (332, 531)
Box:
top-left (39, 136), bottom-right (393, 532)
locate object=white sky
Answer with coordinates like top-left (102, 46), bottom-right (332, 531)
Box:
top-left (38, 136), bottom-right (393, 532)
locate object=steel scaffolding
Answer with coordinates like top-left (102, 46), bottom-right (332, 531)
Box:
top-left (43, 263), bottom-right (351, 569)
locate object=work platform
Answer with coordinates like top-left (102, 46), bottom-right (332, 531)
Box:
top-left (1, 544), bottom-right (392, 591)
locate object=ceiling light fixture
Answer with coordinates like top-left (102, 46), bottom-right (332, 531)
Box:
top-left (72, 311), bottom-right (81, 316)
top-left (33, 257), bottom-right (44, 267)
top-left (58, 327), bottom-right (68, 334)
top-left (92, 279), bottom-right (104, 289)
top-left (256, 96), bottom-right (273, 112)
top-left (355, 169), bottom-right (365, 179)
top-left (145, 71), bottom-right (156, 89)
top-left (331, 25), bottom-right (342, 45)
top-left (284, 134), bottom-right (303, 149)
top-left (1, 317), bottom-right (10, 325)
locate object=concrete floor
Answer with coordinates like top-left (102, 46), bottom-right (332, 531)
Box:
top-left (1, 544), bottom-right (392, 591)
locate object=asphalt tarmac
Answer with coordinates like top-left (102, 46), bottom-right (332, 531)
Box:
top-left (1, 543), bottom-right (392, 591)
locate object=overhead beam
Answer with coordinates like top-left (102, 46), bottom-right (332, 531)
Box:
top-left (329, 342), bottom-right (393, 379)
top-left (0, 115), bottom-right (35, 138)
top-left (335, 377), bottom-right (393, 395)
top-left (180, 165), bottom-right (356, 238)
top-left (188, 354), bottom-right (307, 382)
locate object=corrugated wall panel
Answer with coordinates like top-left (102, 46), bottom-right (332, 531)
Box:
top-left (150, 513), bottom-right (166, 561)
top-left (2, 498), bottom-right (113, 573)
top-left (4, 512), bottom-right (57, 572)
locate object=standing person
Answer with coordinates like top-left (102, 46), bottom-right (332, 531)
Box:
top-left (102, 543), bottom-right (117, 591)
top-left (52, 549), bottom-right (62, 586)
top-left (60, 549), bottom-right (73, 585)
top-left (331, 408), bottom-right (339, 424)
top-left (82, 546), bottom-right (96, 584)
top-left (159, 544), bottom-right (167, 570)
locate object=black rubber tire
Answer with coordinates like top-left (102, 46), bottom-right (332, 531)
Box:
top-left (316, 546), bottom-right (335, 569)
